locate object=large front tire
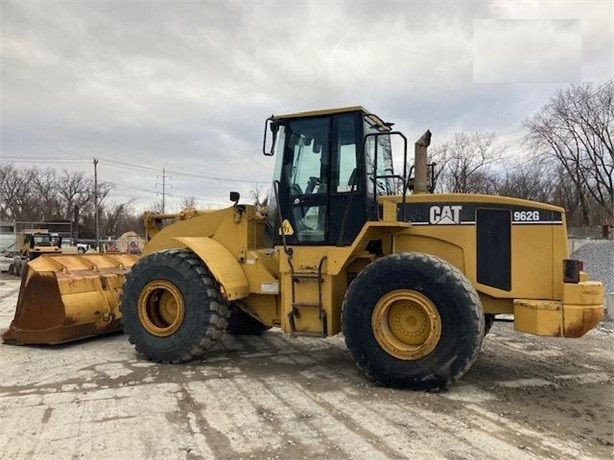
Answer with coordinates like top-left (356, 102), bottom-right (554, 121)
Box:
top-left (121, 249), bottom-right (230, 363)
top-left (342, 252), bottom-right (484, 390)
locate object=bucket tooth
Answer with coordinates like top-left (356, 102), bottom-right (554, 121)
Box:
top-left (2, 253), bottom-right (139, 345)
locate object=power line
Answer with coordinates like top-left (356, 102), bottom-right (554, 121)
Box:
top-left (1, 155), bottom-right (271, 184)
top-left (107, 181), bottom-right (231, 205)
top-left (1, 156), bottom-right (92, 164)
top-left (100, 158), bottom-right (271, 184)
top-left (164, 167), bottom-right (270, 184)
top-left (110, 182), bottom-right (157, 196)
top-left (100, 158), bottom-right (160, 173)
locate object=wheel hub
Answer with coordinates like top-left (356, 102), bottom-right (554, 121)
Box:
top-left (371, 289), bottom-right (442, 360)
top-left (137, 280), bottom-right (185, 337)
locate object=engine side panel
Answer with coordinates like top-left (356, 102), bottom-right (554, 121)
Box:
top-left (390, 194), bottom-right (568, 302)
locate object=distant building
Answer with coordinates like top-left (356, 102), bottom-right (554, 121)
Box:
top-left (0, 221), bottom-right (17, 254)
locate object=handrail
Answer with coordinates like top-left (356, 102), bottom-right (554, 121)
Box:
top-left (273, 180), bottom-right (293, 256)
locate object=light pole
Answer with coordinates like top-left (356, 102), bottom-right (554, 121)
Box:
top-left (93, 158), bottom-right (99, 252)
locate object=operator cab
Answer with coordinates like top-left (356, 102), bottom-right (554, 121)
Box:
top-left (264, 106), bottom-right (406, 246)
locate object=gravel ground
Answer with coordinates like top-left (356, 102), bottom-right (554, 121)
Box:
top-left (0, 240), bottom-right (612, 459)
top-left (0, 274), bottom-right (613, 459)
top-left (572, 240), bottom-right (614, 293)
top-left (572, 240), bottom-right (614, 320)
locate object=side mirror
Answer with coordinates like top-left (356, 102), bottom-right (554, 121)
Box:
top-left (229, 191), bottom-right (240, 204)
top-left (262, 116), bottom-right (278, 156)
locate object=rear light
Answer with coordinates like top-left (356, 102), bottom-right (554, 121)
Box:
top-left (563, 259), bottom-right (584, 283)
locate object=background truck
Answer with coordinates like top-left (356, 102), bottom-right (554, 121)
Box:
top-left (8, 229), bottom-right (62, 276)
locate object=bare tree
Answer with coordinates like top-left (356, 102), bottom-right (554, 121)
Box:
top-left (32, 168), bottom-right (61, 220)
top-left (549, 166), bottom-right (587, 226)
top-left (430, 132), bottom-right (504, 194)
top-left (180, 196), bottom-right (196, 210)
top-left (101, 199), bottom-right (138, 237)
top-left (524, 82), bottom-right (614, 225)
top-left (250, 184), bottom-right (269, 214)
top-left (0, 164), bottom-right (36, 220)
top-left (77, 181), bottom-right (113, 238)
top-left (497, 162), bottom-right (558, 203)
top-left (0, 163), bottom-right (142, 239)
top-left (56, 170), bottom-right (95, 220)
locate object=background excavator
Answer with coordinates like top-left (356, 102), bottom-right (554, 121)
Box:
top-left (2, 106), bottom-right (604, 390)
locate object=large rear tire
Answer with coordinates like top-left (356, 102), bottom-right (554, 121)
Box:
top-left (342, 252), bottom-right (484, 390)
top-left (226, 304), bottom-right (271, 336)
top-left (121, 249), bottom-right (230, 363)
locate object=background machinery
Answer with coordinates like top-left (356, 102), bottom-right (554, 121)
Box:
top-left (8, 229), bottom-right (62, 276)
top-left (2, 106), bottom-right (605, 390)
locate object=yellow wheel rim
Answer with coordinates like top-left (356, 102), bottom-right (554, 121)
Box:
top-left (137, 280), bottom-right (185, 337)
top-left (371, 289), bottom-right (442, 360)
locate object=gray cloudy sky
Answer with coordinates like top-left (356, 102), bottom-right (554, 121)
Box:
top-left (1, 0), bottom-right (613, 211)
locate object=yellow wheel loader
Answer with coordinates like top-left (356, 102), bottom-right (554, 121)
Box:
top-left (2, 106), bottom-right (605, 390)
top-left (8, 229), bottom-right (62, 277)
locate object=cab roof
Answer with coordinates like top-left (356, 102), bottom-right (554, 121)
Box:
top-left (272, 106), bottom-right (392, 131)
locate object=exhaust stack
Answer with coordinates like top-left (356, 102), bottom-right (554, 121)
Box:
top-left (414, 130), bottom-right (431, 194)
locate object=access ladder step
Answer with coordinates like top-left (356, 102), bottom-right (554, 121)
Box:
top-left (292, 272), bottom-right (322, 281)
top-left (292, 302), bottom-right (321, 308)
top-left (291, 331), bottom-right (327, 338)
top-left (287, 309), bottom-right (328, 336)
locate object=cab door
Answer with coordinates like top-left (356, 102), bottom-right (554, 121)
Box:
top-left (274, 111), bottom-right (367, 246)
top-left (282, 117), bottom-right (330, 244)
top-left (327, 113), bottom-right (366, 245)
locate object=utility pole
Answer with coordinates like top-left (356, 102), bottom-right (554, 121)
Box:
top-left (162, 167), bottom-right (166, 214)
top-left (93, 158), bottom-right (99, 252)
top-left (156, 168), bottom-right (173, 214)
top-left (157, 168), bottom-right (170, 213)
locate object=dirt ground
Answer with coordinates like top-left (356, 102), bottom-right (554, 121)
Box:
top-left (0, 273), bottom-right (612, 459)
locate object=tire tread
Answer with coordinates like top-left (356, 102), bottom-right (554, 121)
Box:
top-left (121, 249), bottom-right (230, 363)
top-left (342, 251), bottom-right (484, 390)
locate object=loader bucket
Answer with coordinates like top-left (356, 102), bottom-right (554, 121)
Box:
top-left (2, 253), bottom-right (139, 345)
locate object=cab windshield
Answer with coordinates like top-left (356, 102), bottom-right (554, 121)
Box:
top-left (33, 235), bottom-right (52, 246)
